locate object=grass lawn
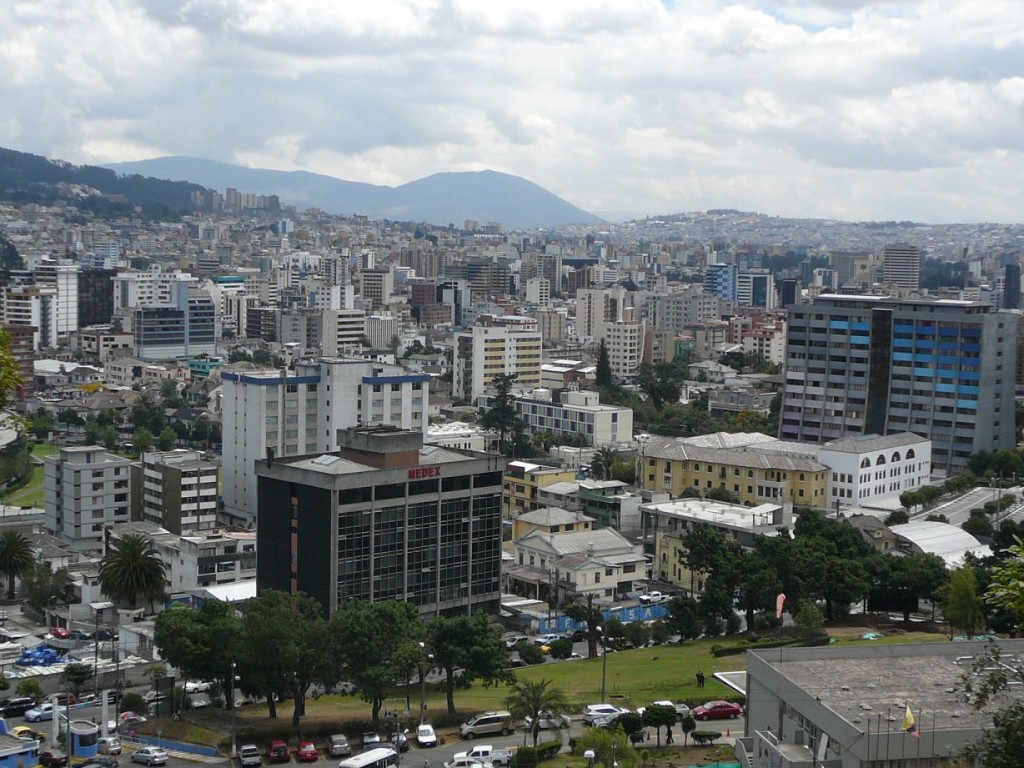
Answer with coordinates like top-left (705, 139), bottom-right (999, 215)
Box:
top-left (1, 443), bottom-right (60, 508)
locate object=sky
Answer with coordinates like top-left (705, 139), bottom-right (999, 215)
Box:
top-left (2, 0), bottom-right (1024, 223)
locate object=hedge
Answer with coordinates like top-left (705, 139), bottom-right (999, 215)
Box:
top-left (691, 731), bottom-right (721, 746)
top-left (711, 633), bottom-right (831, 657)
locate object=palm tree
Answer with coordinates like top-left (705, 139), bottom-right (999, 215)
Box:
top-left (98, 534), bottom-right (166, 609)
top-left (504, 678), bottom-right (571, 746)
top-left (591, 447), bottom-right (618, 481)
top-left (0, 530), bottom-right (34, 600)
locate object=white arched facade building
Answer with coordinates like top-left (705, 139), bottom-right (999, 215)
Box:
top-left (818, 432), bottom-right (932, 508)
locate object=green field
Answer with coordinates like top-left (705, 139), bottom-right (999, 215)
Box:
top-left (1, 442), bottom-right (59, 508)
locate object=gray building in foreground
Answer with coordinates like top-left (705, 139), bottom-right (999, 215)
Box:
top-left (780, 295), bottom-right (1017, 473)
top-left (255, 426), bottom-right (506, 617)
top-left (44, 446), bottom-right (132, 555)
top-left (739, 640), bottom-right (1024, 768)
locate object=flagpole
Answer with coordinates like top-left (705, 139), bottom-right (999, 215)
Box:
top-left (875, 714), bottom-right (881, 763)
top-left (930, 710), bottom-right (936, 764)
top-left (866, 715), bottom-right (871, 765)
top-left (885, 707), bottom-right (891, 764)
top-left (916, 706), bottom-right (923, 762)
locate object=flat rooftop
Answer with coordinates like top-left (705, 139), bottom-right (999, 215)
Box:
top-left (753, 641), bottom-right (1024, 733)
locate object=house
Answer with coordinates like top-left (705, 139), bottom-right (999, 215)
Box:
top-left (511, 506), bottom-right (593, 541)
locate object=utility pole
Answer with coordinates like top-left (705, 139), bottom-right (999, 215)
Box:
top-left (93, 613), bottom-right (100, 702)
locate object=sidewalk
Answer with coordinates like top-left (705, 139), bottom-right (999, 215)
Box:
top-left (121, 736), bottom-right (229, 764)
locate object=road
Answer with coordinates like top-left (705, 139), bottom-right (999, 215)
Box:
top-left (914, 485), bottom-right (1020, 527)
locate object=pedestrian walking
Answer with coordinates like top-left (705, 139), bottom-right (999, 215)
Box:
top-left (665, 726), bottom-right (674, 744)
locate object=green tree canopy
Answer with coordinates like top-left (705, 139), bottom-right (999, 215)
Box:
top-left (595, 339), bottom-right (614, 388)
top-left (428, 613), bottom-right (512, 714)
top-left (153, 599), bottom-right (241, 701)
top-left (99, 533), bottom-right (166, 609)
top-left (0, 530), bottom-right (34, 600)
top-left (479, 373), bottom-right (525, 459)
top-left (942, 564), bottom-right (983, 639)
top-left (504, 678), bottom-right (571, 746)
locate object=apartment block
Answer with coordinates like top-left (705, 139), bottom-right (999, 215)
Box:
top-left (44, 446), bottom-right (132, 555)
top-left (780, 295), bottom-right (1016, 473)
top-left (508, 388), bottom-right (633, 446)
top-left (452, 325), bottom-right (542, 402)
top-left (221, 358), bottom-right (430, 526)
top-left (133, 450), bottom-right (219, 535)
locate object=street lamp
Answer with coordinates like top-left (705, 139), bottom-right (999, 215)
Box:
top-left (230, 661), bottom-right (237, 758)
top-left (596, 626), bottom-right (607, 702)
top-left (418, 642), bottom-right (433, 725)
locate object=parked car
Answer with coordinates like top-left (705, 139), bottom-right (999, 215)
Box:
top-left (98, 736), bottom-right (122, 755)
top-left (391, 733), bottom-right (409, 753)
top-left (49, 627), bottom-right (71, 640)
top-left (266, 740), bottom-right (290, 764)
top-left (692, 700), bottom-right (742, 720)
top-left (142, 691), bottom-right (166, 704)
top-left (415, 725), bottom-right (437, 748)
top-left (296, 742), bottom-right (318, 762)
top-left (239, 744), bottom-right (262, 767)
top-left (109, 714), bottom-right (147, 733)
top-left (636, 701), bottom-right (689, 719)
top-left (459, 710), bottom-right (514, 739)
top-left (131, 748), bottom-right (168, 766)
top-left (53, 692), bottom-right (77, 706)
top-left (453, 746), bottom-right (512, 768)
top-left (25, 703), bottom-right (56, 722)
top-left (569, 628), bottom-right (589, 642)
top-left (533, 633), bottom-right (561, 645)
top-left (443, 759), bottom-right (484, 768)
top-left (11, 726), bottom-right (46, 742)
top-left (39, 749), bottom-right (68, 767)
top-left (362, 731), bottom-right (381, 747)
top-left (95, 629), bottom-right (118, 641)
top-left (591, 713), bottom-right (625, 730)
top-left (504, 634), bottom-right (530, 650)
top-left (582, 704), bottom-right (631, 725)
top-left (184, 681), bottom-right (211, 693)
top-left (638, 591), bottom-right (668, 604)
top-left (523, 711), bottom-right (571, 730)
top-left (69, 629), bottom-right (92, 641)
top-left (2, 697), bottom-right (37, 717)
top-left (327, 734), bottom-right (352, 757)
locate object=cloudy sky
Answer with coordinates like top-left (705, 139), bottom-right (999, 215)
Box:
top-left (3, 0), bottom-right (1023, 223)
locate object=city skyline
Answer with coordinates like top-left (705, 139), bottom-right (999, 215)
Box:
top-left (2, 0), bottom-right (1023, 224)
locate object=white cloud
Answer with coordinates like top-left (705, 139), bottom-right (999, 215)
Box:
top-left (0, 0), bottom-right (1022, 222)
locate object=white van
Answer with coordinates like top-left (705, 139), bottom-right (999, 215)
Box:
top-left (460, 711), bottom-right (514, 739)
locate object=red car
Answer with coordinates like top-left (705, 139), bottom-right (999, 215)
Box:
top-left (39, 749), bottom-right (69, 768)
top-left (296, 742), bottom-right (318, 762)
top-left (50, 627), bottom-right (71, 640)
top-left (692, 700), bottom-right (742, 720)
top-left (266, 741), bottom-right (290, 764)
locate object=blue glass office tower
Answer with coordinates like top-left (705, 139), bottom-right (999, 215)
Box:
top-left (780, 295), bottom-right (1017, 474)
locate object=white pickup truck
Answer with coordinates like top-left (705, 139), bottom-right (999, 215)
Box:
top-left (638, 591), bottom-right (669, 604)
top-left (454, 745), bottom-right (514, 767)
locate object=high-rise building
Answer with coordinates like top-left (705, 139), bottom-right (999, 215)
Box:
top-left (221, 359), bottom-right (430, 527)
top-left (359, 267), bottom-right (394, 310)
top-left (133, 450), bottom-right (219, 535)
top-left (704, 263), bottom-right (738, 302)
top-left (128, 287), bottom-right (218, 360)
top-left (780, 278), bottom-right (800, 308)
top-left (736, 270), bottom-right (775, 309)
top-left (644, 286), bottom-right (720, 333)
top-left (77, 269), bottom-right (116, 328)
top-left (780, 295), bottom-right (1017, 473)
top-left (1003, 263), bottom-right (1021, 310)
top-left (1, 284), bottom-right (57, 350)
top-left (44, 446), bottom-right (132, 555)
top-left (605, 319), bottom-right (647, 379)
top-left (881, 243), bottom-right (921, 290)
top-left (453, 325), bottom-right (542, 402)
top-left (256, 426), bottom-right (505, 617)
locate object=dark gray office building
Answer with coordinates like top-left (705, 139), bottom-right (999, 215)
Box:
top-left (256, 426), bottom-right (506, 617)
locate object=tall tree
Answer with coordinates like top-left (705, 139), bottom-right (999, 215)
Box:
top-left (428, 613), bottom-right (512, 714)
top-left (595, 339), bottom-right (614, 388)
top-left (941, 564), bottom-right (983, 639)
top-left (0, 530), bottom-right (34, 600)
top-left (478, 373), bottom-right (525, 459)
top-left (0, 330), bottom-right (23, 409)
top-left (986, 536), bottom-right (1024, 635)
top-left (963, 702), bottom-right (1024, 768)
top-left (239, 590), bottom-right (331, 726)
top-left (563, 593), bottom-right (605, 658)
top-left (331, 600), bottom-right (421, 721)
top-left (98, 533), bottom-right (166, 609)
top-left (504, 678), bottom-right (571, 746)
top-left (590, 447), bottom-right (618, 482)
top-left (153, 600), bottom-right (241, 704)
top-left (19, 558), bottom-right (72, 612)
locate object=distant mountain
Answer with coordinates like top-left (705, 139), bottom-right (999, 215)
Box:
top-left (105, 156), bottom-right (603, 229)
top-left (0, 147), bottom-right (208, 214)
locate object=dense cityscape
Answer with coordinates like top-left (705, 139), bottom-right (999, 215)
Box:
top-left (0, 167), bottom-right (1018, 768)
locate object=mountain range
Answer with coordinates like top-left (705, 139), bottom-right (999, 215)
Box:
top-left (104, 156), bottom-right (603, 229)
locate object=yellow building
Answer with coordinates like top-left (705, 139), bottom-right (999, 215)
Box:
top-left (510, 506), bottom-right (594, 541)
top-left (503, 461), bottom-right (578, 520)
top-left (642, 433), bottom-right (828, 508)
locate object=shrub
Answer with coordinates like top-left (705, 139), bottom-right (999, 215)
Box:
top-left (510, 747), bottom-right (538, 768)
top-left (517, 642), bottom-right (544, 665)
top-left (548, 638), bottom-right (574, 659)
top-left (691, 731), bottom-right (722, 746)
top-left (535, 740), bottom-right (562, 759)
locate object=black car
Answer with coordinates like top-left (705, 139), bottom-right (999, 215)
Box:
top-left (2, 697), bottom-right (37, 717)
top-left (569, 629), bottom-right (589, 642)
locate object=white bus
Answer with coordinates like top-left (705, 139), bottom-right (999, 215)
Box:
top-left (339, 748), bottom-right (399, 768)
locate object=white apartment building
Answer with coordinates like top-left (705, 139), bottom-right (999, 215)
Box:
top-left (736, 270), bottom-right (776, 309)
top-left (136, 450), bottom-right (219, 535)
top-left (605, 320), bottom-right (646, 379)
top-left (525, 277), bottom-right (550, 306)
top-left (322, 309), bottom-right (367, 356)
top-left (221, 358), bottom-right (430, 526)
top-left (359, 267), bottom-right (394, 309)
top-left (575, 286), bottom-right (630, 341)
top-left (1, 284), bottom-right (58, 350)
top-left (43, 446), bottom-right (132, 555)
top-left (365, 313), bottom-right (401, 349)
top-left (35, 261), bottom-right (80, 340)
top-left (818, 433), bottom-right (932, 507)
top-left (511, 388), bottom-right (633, 446)
top-left (535, 307), bottom-right (568, 343)
top-left (453, 325), bottom-right (542, 402)
top-left (113, 269), bottom-right (197, 313)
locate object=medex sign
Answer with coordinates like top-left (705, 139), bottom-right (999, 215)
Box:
top-left (408, 466), bottom-right (442, 480)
